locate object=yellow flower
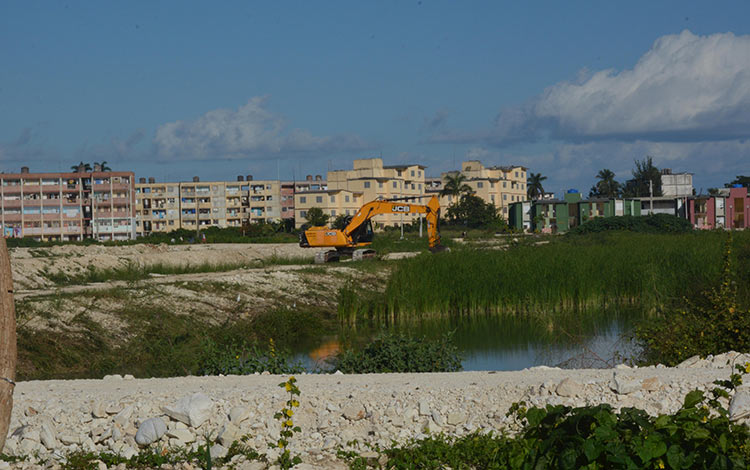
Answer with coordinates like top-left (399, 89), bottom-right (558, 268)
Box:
top-left (285, 409), bottom-right (294, 417)
top-left (291, 400), bottom-right (300, 407)
top-left (658, 459), bottom-right (665, 469)
top-left (235, 355), bottom-right (239, 359)
top-left (285, 419), bottom-right (293, 427)
top-left (701, 416), bottom-right (707, 423)
top-left (285, 383), bottom-right (292, 392)
top-left (744, 362), bottom-right (750, 373)
top-left (277, 440), bottom-right (285, 448)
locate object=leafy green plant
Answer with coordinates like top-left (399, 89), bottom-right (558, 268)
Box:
top-left (272, 376), bottom-right (302, 469)
top-left (334, 331), bottom-right (462, 373)
top-left (197, 338), bottom-right (304, 376)
top-left (636, 232), bottom-right (750, 365)
top-left (348, 370), bottom-right (750, 469)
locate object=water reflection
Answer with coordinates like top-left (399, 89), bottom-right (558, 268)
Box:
top-left (297, 307), bottom-right (646, 371)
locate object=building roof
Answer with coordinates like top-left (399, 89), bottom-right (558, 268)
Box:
top-left (296, 189), bottom-right (363, 195)
top-left (383, 164), bottom-right (427, 170)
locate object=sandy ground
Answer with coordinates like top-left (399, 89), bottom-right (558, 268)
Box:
top-left (10, 243), bottom-right (315, 290)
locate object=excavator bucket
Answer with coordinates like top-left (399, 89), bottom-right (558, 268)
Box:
top-left (429, 245), bottom-right (450, 253)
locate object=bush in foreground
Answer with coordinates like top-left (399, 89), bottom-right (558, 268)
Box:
top-left (345, 376), bottom-right (750, 469)
top-left (334, 332), bottom-right (463, 373)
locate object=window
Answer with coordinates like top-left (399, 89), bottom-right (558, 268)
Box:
top-left (345, 195), bottom-right (350, 202)
top-left (378, 182), bottom-right (383, 189)
top-left (515, 172), bottom-right (519, 177)
top-left (330, 196), bottom-right (335, 203)
top-left (393, 181), bottom-right (397, 189)
top-left (477, 182), bottom-right (484, 189)
top-left (300, 210), bottom-right (307, 218)
top-left (491, 195), bottom-right (495, 202)
top-left (503, 182), bottom-right (507, 188)
top-left (316, 196), bottom-right (323, 203)
top-left (364, 181), bottom-right (371, 189)
top-left (398, 170), bottom-right (403, 176)
top-left (411, 170), bottom-right (415, 177)
top-left (300, 196), bottom-right (306, 203)
top-left (503, 194), bottom-right (507, 200)
top-left (418, 184), bottom-right (422, 190)
top-left (331, 210), bottom-right (336, 216)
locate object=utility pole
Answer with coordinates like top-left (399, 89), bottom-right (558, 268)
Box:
top-left (649, 180), bottom-right (654, 215)
top-left (400, 212), bottom-right (404, 240)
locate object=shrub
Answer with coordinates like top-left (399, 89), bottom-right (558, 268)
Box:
top-left (636, 233), bottom-right (750, 365)
top-left (197, 338), bottom-right (304, 375)
top-left (568, 213), bottom-right (693, 235)
top-left (445, 194), bottom-right (508, 230)
top-left (334, 331), bottom-right (462, 373)
top-left (351, 369), bottom-right (750, 469)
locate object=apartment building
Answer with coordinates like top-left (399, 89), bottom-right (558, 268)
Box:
top-left (299, 158), bottom-right (426, 228)
top-left (294, 189), bottom-right (364, 227)
top-left (0, 167), bottom-right (136, 241)
top-left (280, 175), bottom-right (326, 220)
top-left (689, 185), bottom-right (750, 229)
top-left (135, 176), bottom-right (282, 236)
top-left (441, 161), bottom-right (528, 214)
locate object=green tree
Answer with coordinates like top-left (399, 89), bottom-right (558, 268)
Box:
top-left (71, 161), bottom-right (92, 172)
top-left (726, 175), bottom-right (750, 189)
top-left (439, 172), bottom-right (473, 199)
top-left (304, 207), bottom-right (329, 226)
top-left (589, 169), bottom-right (621, 198)
top-left (526, 172), bottom-right (547, 200)
top-left (94, 161), bottom-right (112, 171)
top-left (331, 214), bottom-right (351, 230)
top-left (622, 156), bottom-right (662, 197)
top-left (708, 188), bottom-right (720, 196)
top-left (445, 194), bottom-right (506, 230)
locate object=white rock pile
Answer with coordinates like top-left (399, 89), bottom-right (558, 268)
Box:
top-left (3, 351), bottom-right (750, 469)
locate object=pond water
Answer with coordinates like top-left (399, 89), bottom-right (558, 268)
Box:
top-left (296, 307), bottom-right (646, 371)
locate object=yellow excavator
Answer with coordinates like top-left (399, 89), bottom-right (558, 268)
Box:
top-left (299, 195), bottom-right (445, 263)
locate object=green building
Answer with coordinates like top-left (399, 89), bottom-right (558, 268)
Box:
top-left (509, 190), bottom-right (642, 233)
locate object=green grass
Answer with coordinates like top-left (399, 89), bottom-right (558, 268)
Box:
top-left (340, 231), bottom-right (750, 322)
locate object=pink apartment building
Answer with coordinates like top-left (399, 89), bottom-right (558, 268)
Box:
top-left (689, 186), bottom-right (749, 229)
top-left (0, 167), bottom-right (136, 241)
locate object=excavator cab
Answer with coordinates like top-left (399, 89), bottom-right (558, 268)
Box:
top-left (349, 218), bottom-right (374, 245)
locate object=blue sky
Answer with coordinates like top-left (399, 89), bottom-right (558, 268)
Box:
top-left (2, 1), bottom-right (750, 196)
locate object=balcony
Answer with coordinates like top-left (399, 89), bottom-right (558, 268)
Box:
top-left (2, 214), bottom-right (21, 222)
top-left (2, 199), bottom-right (22, 208)
top-left (21, 184), bottom-right (41, 193)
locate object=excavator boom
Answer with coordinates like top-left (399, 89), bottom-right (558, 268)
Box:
top-left (299, 195), bottom-right (443, 259)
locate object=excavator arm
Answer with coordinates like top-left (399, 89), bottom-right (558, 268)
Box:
top-left (299, 195), bottom-right (443, 255)
top-left (342, 196), bottom-right (442, 249)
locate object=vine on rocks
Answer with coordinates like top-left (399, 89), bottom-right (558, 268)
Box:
top-left (272, 376), bottom-right (302, 469)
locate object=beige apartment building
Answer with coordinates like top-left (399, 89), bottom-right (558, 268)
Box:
top-left (429, 160), bottom-right (528, 217)
top-left (0, 167), bottom-right (136, 241)
top-left (295, 158), bottom-right (427, 228)
top-left (135, 176), bottom-right (282, 236)
top-left (294, 189), bottom-right (364, 227)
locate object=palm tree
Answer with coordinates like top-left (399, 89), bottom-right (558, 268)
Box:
top-left (440, 172), bottom-right (474, 201)
top-left (590, 169), bottom-right (621, 198)
top-left (527, 173), bottom-right (547, 200)
top-left (71, 161), bottom-right (92, 172)
top-left (94, 161), bottom-right (111, 171)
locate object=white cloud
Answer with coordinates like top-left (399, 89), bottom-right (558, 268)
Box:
top-left (493, 30), bottom-right (750, 144)
top-left (154, 97), bottom-right (370, 160)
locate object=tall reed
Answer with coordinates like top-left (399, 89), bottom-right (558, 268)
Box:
top-left (342, 231), bottom-right (748, 322)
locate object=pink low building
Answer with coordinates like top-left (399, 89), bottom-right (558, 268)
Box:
top-left (689, 186), bottom-right (749, 229)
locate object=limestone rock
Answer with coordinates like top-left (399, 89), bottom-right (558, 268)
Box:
top-left (556, 378), bottom-right (584, 397)
top-left (418, 400), bottom-right (430, 416)
top-left (210, 444), bottom-right (228, 460)
top-left (641, 377), bottom-right (662, 392)
top-left (447, 412), bottom-right (466, 426)
top-left (610, 372), bottom-right (640, 395)
top-left (162, 393), bottom-right (213, 428)
top-left (676, 355), bottom-right (701, 368)
top-left (229, 406), bottom-right (251, 424)
top-left (343, 403), bottom-right (366, 421)
top-left (114, 405), bottom-right (134, 427)
top-left (217, 421), bottom-right (242, 446)
top-left (166, 428), bottom-right (195, 443)
top-left (730, 387), bottom-right (750, 421)
top-left (91, 401), bottom-right (108, 419)
top-left (135, 417), bottom-right (167, 446)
